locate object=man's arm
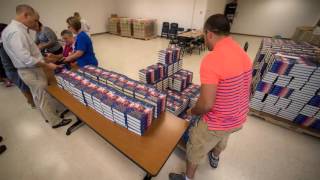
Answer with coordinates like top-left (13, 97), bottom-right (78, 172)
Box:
top-left (35, 60), bottom-right (59, 70)
top-left (44, 56), bottom-right (62, 63)
top-left (190, 84), bottom-right (217, 115)
top-left (8, 31), bottom-right (41, 67)
top-left (39, 28), bottom-right (58, 50)
top-left (8, 32), bottom-right (58, 70)
top-left (35, 33), bottom-right (40, 45)
top-left (63, 50), bottom-right (83, 63)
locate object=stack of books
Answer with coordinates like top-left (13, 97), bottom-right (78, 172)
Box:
top-left (251, 38), bottom-right (320, 130)
top-left (127, 100), bottom-right (154, 135)
top-left (55, 68), bottom-right (166, 136)
top-left (82, 82), bottom-right (99, 109)
top-left (78, 66), bottom-right (168, 119)
top-left (134, 83), bottom-right (167, 118)
top-left (181, 84), bottom-right (200, 108)
top-left (139, 63), bottom-right (167, 84)
top-left (169, 73), bottom-right (187, 92)
top-left (71, 75), bottom-right (87, 105)
top-left (101, 90), bottom-right (117, 121)
top-left (91, 86), bottom-right (109, 115)
top-left (112, 96), bottom-right (130, 128)
top-left (166, 90), bottom-right (190, 116)
top-left (168, 69), bottom-right (193, 92)
top-left (158, 47), bottom-right (181, 65)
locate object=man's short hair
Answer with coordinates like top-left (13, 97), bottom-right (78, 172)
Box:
top-left (61, 29), bottom-right (73, 36)
top-left (16, 4), bottom-right (35, 15)
top-left (66, 16), bottom-right (81, 31)
top-left (74, 12), bottom-right (80, 18)
top-left (204, 14), bottom-right (230, 35)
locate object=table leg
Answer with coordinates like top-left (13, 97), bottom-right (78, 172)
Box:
top-left (66, 117), bottom-right (84, 136)
top-left (59, 109), bottom-right (70, 118)
top-left (143, 173), bottom-right (153, 180)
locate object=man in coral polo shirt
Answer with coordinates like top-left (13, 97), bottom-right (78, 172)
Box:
top-left (170, 14), bottom-right (252, 180)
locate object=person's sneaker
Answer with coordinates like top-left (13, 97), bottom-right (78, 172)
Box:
top-left (0, 136), bottom-right (3, 142)
top-left (4, 80), bottom-right (13, 87)
top-left (0, 145), bottom-right (7, 154)
top-left (208, 151), bottom-right (220, 168)
top-left (52, 119), bottom-right (72, 129)
top-left (169, 173), bottom-right (186, 180)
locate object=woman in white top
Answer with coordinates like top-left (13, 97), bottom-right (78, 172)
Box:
top-left (74, 12), bottom-right (90, 35)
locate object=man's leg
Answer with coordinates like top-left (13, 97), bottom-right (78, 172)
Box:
top-left (0, 61), bottom-right (12, 87)
top-left (208, 135), bottom-right (229, 168)
top-left (212, 135), bottom-right (229, 156)
top-left (23, 90), bottom-right (36, 108)
top-left (208, 127), bottom-right (242, 169)
top-left (18, 68), bottom-right (69, 126)
top-left (6, 70), bottom-right (36, 108)
top-left (186, 160), bottom-right (198, 179)
top-left (170, 120), bottom-right (222, 180)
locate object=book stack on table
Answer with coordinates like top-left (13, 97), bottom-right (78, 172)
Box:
top-left (136, 46), bottom-right (204, 119)
top-left (181, 84), bottom-right (200, 108)
top-left (55, 68), bottom-right (165, 136)
top-left (168, 70), bottom-right (193, 92)
top-left (78, 66), bottom-right (167, 120)
top-left (134, 83), bottom-right (167, 118)
top-left (139, 63), bottom-right (167, 85)
top-left (166, 90), bottom-right (189, 116)
top-left (158, 47), bottom-right (181, 65)
top-left (112, 96), bottom-right (131, 128)
top-left (82, 82), bottom-right (99, 109)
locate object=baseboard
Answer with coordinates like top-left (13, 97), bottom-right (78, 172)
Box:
top-left (91, 32), bottom-right (108, 36)
top-left (230, 32), bottom-right (290, 39)
top-left (230, 32), bottom-right (271, 38)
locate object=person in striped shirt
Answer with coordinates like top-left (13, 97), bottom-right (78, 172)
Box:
top-left (170, 14), bottom-right (252, 180)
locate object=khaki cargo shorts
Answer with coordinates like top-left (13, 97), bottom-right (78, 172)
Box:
top-left (186, 119), bottom-right (241, 165)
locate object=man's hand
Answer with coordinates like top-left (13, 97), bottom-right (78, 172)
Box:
top-left (187, 108), bottom-right (193, 116)
top-left (63, 56), bottom-right (70, 63)
top-left (46, 53), bottom-right (54, 58)
top-left (190, 84), bottom-right (217, 116)
top-left (46, 63), bottom-right (59, 70)
top-left (38, 44), bottom-right (45, 50)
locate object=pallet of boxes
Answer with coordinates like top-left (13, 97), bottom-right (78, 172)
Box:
top-left (133, 19), bottom-right (156, 40)
top-left (250, 38), bottom-right (320, 138)
top-left (120, 18), bottom-right (133, 37)
top-left (107, 14), bottom-right (121, 35)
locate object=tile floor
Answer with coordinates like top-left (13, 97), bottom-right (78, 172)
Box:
top-left (0, 34), bottom-right (319, 180)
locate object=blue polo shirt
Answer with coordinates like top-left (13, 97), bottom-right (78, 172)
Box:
top-left (74, 31), bottom-right (98, 67)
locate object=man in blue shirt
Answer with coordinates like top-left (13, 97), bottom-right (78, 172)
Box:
top-left (63, 16), bottom-right (98, 67)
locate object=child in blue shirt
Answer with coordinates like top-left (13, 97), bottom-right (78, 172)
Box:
top-left (63, 17), bottom-right (98, 67)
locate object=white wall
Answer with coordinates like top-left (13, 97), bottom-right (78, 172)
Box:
top-left (205, 0), bottom-right (228, 20)
top-left (231, 0), bottom-right (320, 38)
top-left (115, 0), bottom-right (208, 34)
top-left (0, 0), bottom-right (116, 35)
